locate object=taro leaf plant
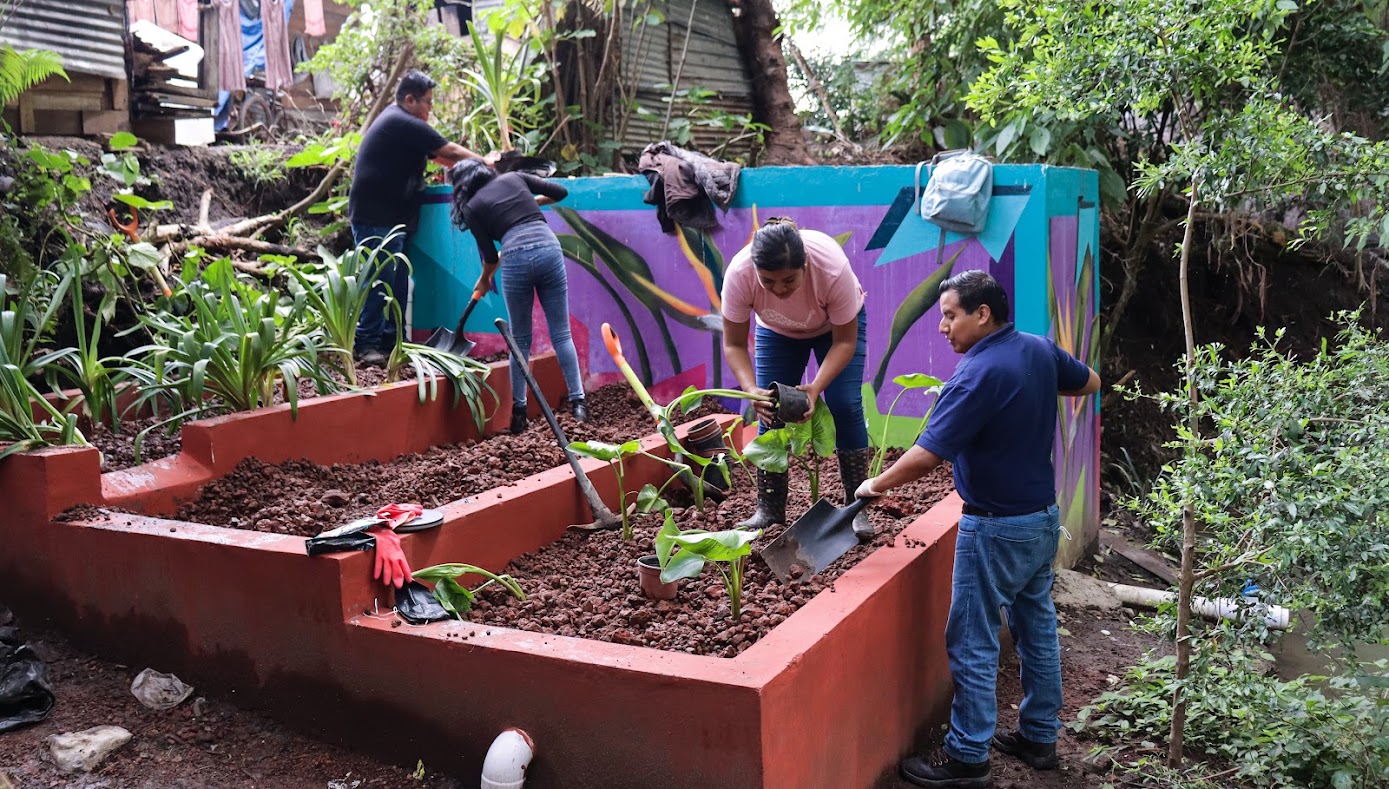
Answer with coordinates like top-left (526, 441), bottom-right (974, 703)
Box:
top-left (869, 373), bottom-right (943, 477)
top-left (745, 395), bottom-right (836, 501)
top-left (602, 322), bottom-right (769, 508)
top-left (653, 512), bottom-right (761, 621)
top-left (412, 562), bottom-right (526, 620)
top-left (567, 439), bottom-right (643, 539)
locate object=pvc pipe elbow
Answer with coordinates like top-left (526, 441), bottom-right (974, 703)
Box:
top-left (481, 727), bottom-right (534, 789)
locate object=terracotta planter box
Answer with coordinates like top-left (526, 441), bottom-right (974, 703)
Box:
top-left (0, 361), bottom-right (960, 788)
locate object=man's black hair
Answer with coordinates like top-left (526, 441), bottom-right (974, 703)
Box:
top-left (396, 70), bottom-right (437, 103)
top-left (940, 269), bottom-right (1010, 323)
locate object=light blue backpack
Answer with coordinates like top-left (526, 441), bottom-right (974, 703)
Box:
top-left (915, 150), bottom-right (994, 235)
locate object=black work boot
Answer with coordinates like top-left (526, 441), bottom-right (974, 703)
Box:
top-left (837, 447), bottom-right (876, 541)
top-left (992, 730), bottom-right (1058, 770)
top-left (736, 469), bottom-right (787, 530)
top-left (899, 749), bottom-right (992, 788)
top-left (569, 397), bottom-right (589, 422)
top-left (510, 403), bottom-right (528, 435)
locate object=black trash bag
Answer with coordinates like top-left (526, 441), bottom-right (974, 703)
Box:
top-left (305, 516), bottom-right (382, 556)
top-left (395, 582), bottom-right (451, 625)
top-left (0, 625), bottom-right (55, 733)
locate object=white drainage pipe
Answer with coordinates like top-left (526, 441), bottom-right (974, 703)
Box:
top-left (481, 727), bottom-right (534, 789)
top-left (1109, 582), bottom-right (1292, 630)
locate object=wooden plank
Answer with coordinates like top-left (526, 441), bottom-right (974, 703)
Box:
top-left (82, 109), bottom-right (129, 135)
top-left (17, 94), bottom-right (35, 134)
top-left (25, 91), bottom-right (106, 112)
top-left (141, 92), bottom-right (217, 107)
top-left (111, 78), bottom-right (129, 111)
top-left (31, 109), bottom-right (82, 135)
top-left (131, 117), bottom-right (178, 145)
top-left (1099, 530), bottom-right (1178, 585)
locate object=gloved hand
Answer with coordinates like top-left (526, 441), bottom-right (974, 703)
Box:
top-left (855, 477), bottom-right (886, 499)
top-left (376, 503), bottom-right (424, 531)
top-left (369, 525), bottom-right (412, 589)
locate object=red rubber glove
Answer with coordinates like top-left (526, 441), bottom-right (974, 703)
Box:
top-left (376, 503), bottom-right (423, 531)
top-left (369, 525), bottom-right (412, 589)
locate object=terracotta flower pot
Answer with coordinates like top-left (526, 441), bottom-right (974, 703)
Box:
top-left (637, 555), bottom-right (679, 600)
top-left (681, 418), bottom-right (731, 492)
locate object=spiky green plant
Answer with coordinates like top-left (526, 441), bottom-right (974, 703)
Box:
top-left (0, 362), bottom-right (86, 461)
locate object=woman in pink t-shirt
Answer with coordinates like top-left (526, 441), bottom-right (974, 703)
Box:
top-left (721, 217), bottom-right (873, 540)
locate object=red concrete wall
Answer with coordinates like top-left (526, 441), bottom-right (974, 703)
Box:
top-left (0, 395), bottom-right (962, 788)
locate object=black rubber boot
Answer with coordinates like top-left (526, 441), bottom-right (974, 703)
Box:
top-left (509, 403), bottom-right (528, 435)
top-left (570, 397), bottom-right (590, 422)
top-left (837, 447), bottom-right (876, 541)
top-left (992, 730), bottom-right (1058, 770)
top-left (736, 469), bottom-right (787, 530)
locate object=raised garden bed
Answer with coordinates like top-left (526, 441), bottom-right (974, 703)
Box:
top-left (0, 354), bottom-right (964, 788)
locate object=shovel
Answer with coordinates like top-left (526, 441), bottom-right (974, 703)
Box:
top-left (425, 287), bottom-right (485, 357)
top-left (495, 318), bottom-right (623, 531)
top-left (759, 497), bottom-right (870, 583)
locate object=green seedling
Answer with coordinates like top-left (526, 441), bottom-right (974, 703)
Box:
top-left (745, 395), bottom-right (836, 500)
top-left (567, 439), bottom-right (643, 539)
top-left (870, 373), bottom-right (943, 477)
top-left (653, 512), bottom-right (761, 620)
top-left (412, 563), bottom-right (526, 619)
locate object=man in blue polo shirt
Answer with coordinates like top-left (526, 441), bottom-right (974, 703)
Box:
top-left (857, 270), bottom-right (1100, 788)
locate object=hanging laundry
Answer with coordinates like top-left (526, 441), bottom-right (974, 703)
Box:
top-left (261, 0), bottom-right (293, 90)
top-left (152, 0), bottom-right (179, 35)
top-left (637, 141), bottom-right (742, 233)
top-left (126, 0), bottom-right (156, 24)
top-left (213, 0), bottom-right (245, 92)
top-left (177, 0), bottom-right (199, 40)
top-left (303, 0), bottom-right (326, 36)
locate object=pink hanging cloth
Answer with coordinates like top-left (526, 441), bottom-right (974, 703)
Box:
top-left (261, 0), bottom-right (294, 90)
top-left (303, 0), bottom-right (326, 37)
top-left (213, 0), bottom-right (245, 92)
top-left (176, 0), bottom-right (199, 41)
top-left (152, 0), bottom-right (179, 34)
top-left (127, 0), bottom-right (156, 23)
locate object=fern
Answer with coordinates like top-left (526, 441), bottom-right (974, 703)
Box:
top-left (0, 45), bottom-right (66, 109)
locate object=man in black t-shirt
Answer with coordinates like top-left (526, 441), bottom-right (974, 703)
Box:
top-left (348, 70), bottom-right (487, 366)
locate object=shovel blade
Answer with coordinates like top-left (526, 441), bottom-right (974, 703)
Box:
top-left (758, 498), bottom-right (862, 583)
top-left (447, 335), bottom-right (477, 357)
top-left (425, 326), bottom-right (457, 352)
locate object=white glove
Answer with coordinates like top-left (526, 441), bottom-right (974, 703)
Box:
top-left (855, 477), bottom-right (885, 499)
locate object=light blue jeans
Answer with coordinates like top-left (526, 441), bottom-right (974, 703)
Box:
top-left (944, 504), bottom-right (1064, 763)
top-left (352, 223), bottom-right (409, 352)
top-left (499, 221), bottom-right (584, 406)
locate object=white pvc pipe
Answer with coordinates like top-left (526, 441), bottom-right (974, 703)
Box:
top-left (481, 728), bottom-right (534, 789)
top-left (1109, 582), bottom-right (1291, 630)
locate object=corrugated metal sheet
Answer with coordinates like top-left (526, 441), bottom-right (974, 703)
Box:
top-left (0, 0), bottom-right (127, 80)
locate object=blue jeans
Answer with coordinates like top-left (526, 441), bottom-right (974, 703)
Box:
top-left (752, 308), bottom-right (869, 450)
top-left (944, 505), bottom-right (1064, 763)
top-left (352, 223), bottom-right (410, 352)
top-left (499, 221), bottom-right (584, 406)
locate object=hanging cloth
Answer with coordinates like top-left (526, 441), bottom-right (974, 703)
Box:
top-left (261, 0), bottom-right (293, 90)
top-left (303, 0), bottom-right (326, 36)
top-left (127, 0), bottom-right (156, 24)
top-left (152, 0), bottom-right (179, 34)
top-left (213, 0), bottom-right (246, 92)
top-left (177, 0), bottom-right (199, 40)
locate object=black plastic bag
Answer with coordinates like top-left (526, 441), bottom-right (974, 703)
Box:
top-left (0, 625), bottom-right (55, 733)
top-left (395, 582), bottom-right (451, 625)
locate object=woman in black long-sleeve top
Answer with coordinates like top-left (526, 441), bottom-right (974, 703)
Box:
top-left (449, 159), bottom-right (587, 433)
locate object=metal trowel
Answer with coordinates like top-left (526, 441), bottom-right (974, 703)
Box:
top-left (759, 498), bottom-right (870, 583)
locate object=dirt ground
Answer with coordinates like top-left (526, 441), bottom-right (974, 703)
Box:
top-left (0, 553), bottom-right (1164, 789)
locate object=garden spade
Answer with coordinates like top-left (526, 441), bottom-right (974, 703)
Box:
top-left (495, 318), bottom-right (623, 531)
top-left (759, 498), bottom-right (870, 583)
top-left (425, 287), bottom-right (485, 358)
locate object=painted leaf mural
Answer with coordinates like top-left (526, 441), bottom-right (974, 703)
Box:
top-left (557, 233), bottom-right (655, 383)
top-left (872, 245), bottom-right (964, 391)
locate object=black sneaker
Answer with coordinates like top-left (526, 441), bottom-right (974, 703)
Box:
top-left (899, 749), bottom-right (991, 788)
top-left (992, 730), bottom-right (1058, 770)
top-left (570, 397), bottom-right (589, 422)
top-left (510, 404), bottom-right (528, 435)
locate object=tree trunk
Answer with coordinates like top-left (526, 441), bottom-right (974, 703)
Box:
top-left (1168, 184), bottom-right (1201, 769)
top-left (732, 0), bottom-right (811, 165)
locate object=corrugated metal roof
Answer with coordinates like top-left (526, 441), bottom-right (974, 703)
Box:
top-left (0, 0), bottom-right (127, 80)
